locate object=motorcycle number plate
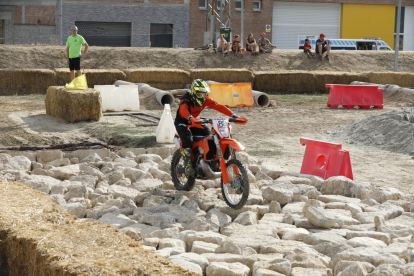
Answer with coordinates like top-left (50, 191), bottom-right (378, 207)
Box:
top-left (213, 119), bottom-right (230, 138)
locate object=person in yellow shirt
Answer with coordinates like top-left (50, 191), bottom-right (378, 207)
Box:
top-left (66, 25), bottom-right (89, 81)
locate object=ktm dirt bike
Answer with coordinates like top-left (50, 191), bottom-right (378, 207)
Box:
top-left (171, 116), bottom-right (249, 209)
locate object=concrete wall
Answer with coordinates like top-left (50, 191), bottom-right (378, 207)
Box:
top-left (59, 0), bottom-right (189, 47)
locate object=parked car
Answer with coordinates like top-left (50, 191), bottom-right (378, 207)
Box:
top-left (298, 35), bottom-right (392, 51)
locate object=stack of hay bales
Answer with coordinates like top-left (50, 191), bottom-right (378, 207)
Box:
top-left (369, 72), bottom-right (414, 88)
top-left (189, 68), bottom-right (254, 84)
top-left (45, 86), bottom-right (102, 123)
top-left (55, 69), bottom-right (126, 87)
top-left (254, 71), bottom-right (314, 93)
top-left (0, 181), bottom-right (193, 276)
top-left (0, 69), bottom-right (56, 95)
top-left (124, 68), bottom-right (190, 90)
top-left (313, 71), bottom-right (370, 92)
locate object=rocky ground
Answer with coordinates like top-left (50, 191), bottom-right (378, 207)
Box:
top-left (1, 148), bottom-right (414, 276)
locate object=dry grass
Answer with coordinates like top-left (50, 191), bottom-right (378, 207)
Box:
top-left (313, 71), bottom-right (370, 93)
top-left (45, 86), bottom-right (102, 123)
top-left (189, 68), bottom-right (254, 84)
top-left (0, 69), bottom-right (56, 95)
top-left (55, 69), bottom-right (126, 87)
top-left (124, 68), bottom-right (191, 90)
top-left (0, 181), bottom-right (195, 276)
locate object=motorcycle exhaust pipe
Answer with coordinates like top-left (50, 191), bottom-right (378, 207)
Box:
top-left (200, 160), bottom-right (222, 179)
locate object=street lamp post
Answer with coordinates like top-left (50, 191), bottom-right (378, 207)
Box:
top-left (394, 0), bottom-right (402, 72)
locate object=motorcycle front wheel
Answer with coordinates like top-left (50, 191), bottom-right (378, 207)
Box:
top-left (221, 159), bottom-right (249, 209)
top-left (171, 149), bottom-right (196, 191)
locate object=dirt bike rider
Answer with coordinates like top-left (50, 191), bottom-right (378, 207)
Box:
top-left (174, 79), bottom-right (240, 176)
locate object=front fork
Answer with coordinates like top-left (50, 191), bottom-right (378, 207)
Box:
top-left (214, 135), bottom-right (240, 184)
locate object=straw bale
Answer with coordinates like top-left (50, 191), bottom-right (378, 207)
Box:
top-left (368, 72), bottom-right (414, 88)
top-left (189, 68), bottom-right (254, 84)
top-left (55, 68), bottom-right (126, 87)
top-left (0, 69), bottom-right (56, 95)
top-left (45, 86), bottom-right (102, 123)
top-left (253, 71), bottom-right (315, 93)
top-left (313, 71), bottom-right (370, 93)
top-left (0, 181), bottom-right (195, 276)
top-left (124, 68), bottom-right (191, 90)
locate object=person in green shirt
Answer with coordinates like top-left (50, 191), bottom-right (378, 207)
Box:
top-left (66, 25), bottom-right (89, 81)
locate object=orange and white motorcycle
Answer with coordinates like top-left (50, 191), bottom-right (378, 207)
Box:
top-left (171, 116), bottom-right (249, 209)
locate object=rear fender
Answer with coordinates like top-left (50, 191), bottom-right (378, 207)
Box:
top-left (192, 137), bottom-right (210, 160)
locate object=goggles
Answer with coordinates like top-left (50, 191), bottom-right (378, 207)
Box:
top-left (71, 29), bottom-right (78, 32)
top-left (196, 92), bottom-right (207, 98)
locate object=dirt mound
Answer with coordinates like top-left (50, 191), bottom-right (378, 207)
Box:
top-left (332, 108), bottom-right (414, 155)
top-left (2, 45), bottom-right (414, 73)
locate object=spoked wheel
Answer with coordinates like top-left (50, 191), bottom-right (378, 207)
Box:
top-left (221, 159), bottom-right (249, 209)
top-left (171, 149), bottom-right (195, 191)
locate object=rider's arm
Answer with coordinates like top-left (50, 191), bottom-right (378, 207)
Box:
top-left (178, 99), bottom-right (193, 122)
top-left (205, 97), bottom-right (234, 117)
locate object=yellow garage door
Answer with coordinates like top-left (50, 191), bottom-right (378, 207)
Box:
top-left (341, 4), bottom-right (395, 49)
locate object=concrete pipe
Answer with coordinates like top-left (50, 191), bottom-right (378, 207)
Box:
top-left (205, 80), bottom-right (270, 107)
top-left (113, 80), bottom-right (175, 107)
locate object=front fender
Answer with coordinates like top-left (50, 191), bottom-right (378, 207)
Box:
top-left (220, 138), bottom-right (245, 152)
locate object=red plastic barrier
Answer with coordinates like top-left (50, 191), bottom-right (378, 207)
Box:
top-left (300, 138), bottom-right (353, 180)
top-left (326, 84), bottom-right (383, 109)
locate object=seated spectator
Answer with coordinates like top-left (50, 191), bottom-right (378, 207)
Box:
top-left (303, 38), bottom-right (315, 58)
top-left (316, 33), bottom-right (331, 61)
top-left (246, 33), bottom-right (259, 55)
top-left (258, 32), bottom-right (276, 53)
top-left (232, 34), bottom-right (243, 56)
top-left (217, 34), bottom-right (231, 58)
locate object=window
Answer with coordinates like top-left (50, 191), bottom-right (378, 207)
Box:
top-left (235, 1), bottom-right (241, 11)
top-left (217, 0), bottom-right (221, 10)
top-left (0, 20), bottom-right (3, 44)
top-left (253, 1), bottom-right (261, 11)
top-left (199, 0), bottom-right (207, 10)
top-left (394, 6), bottom-right (405, 50)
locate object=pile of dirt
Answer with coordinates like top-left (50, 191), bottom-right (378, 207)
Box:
top-left (331, 107), bottom-right (414, 155)
top-left (2, 45), bottom-right (414, 73)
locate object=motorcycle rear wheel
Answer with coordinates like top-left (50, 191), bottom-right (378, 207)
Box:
top-left (221, 159), bottom-right (249, 209)
top-left (171, 149), bottom-right (196, 191)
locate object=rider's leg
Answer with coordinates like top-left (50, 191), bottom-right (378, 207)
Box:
top-left (176, 124), bottom-right (195, 176)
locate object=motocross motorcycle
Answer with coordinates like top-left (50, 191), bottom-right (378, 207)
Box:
top-left (171, 116), bottom-right (249, 209)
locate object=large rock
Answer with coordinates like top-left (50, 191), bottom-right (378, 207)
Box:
top-left (253, 258), bottom-right (292, 275)
top-left (64, 184), bottom-right (88, 201)
top-left (168, 258), bottom-right (202, 276)
top-left (132, 178), bottom-right (163, 192)
top-left (346, 231), bottom-right (391, 245)
top-left (291, 267), bottom-right (332, 276)
top-left (48, 164), bottom-right (80, 180)
top-left (191, 241), bottom-right (220, 254)
top-left (0, 154), bottom-right (31, 171)
top-left (169, 252), bottom-right (209, 273)
top-left (79, 164), bottom-right (105, 180)
top-left (202, 253), bottom-right (256, 271)
top-left (69, 175), bottom-right (98, 189)
top-left (107, 185), bottom-right (140, 199)
top-left (122, 223), bottom-right (161, 238)
top-left (135, 154), bottom-right (163, 164)
top-left (303, 206), bottom-right (338, 228)
top-left (284, 247), bottom-right (331, 269)
top-left (36, 150), bottom-right (64, 164)
top-left (123, 167), bottom-right (149, 183)
top-left (140, 213), bottom-right (176, 229)
top-left (206, 209), bottom-right (232, 229)
top-left (61, 202), bottom-right (86, 218)
top-left (20, 175), bottom-right (61, 194)
top-left (331, 247), bottom-right (405, 269)
top-left (334, 261), bottom-right (375, 276)
top-left (98, 213), bottom-right (136, 229)
top-left (261, 186), bottom-right (293, 205)
top-left (234, 211), bottom-right (258, 226)
top-left (216, 240), bottom-right (257, 256)
top-left (368, 187), bottom-right (403, 204)
top-left (347, 237), bottom-right (387, 248)
top-left (147, 227), bottom-right (180, 239)
top-left (320, 176), bottom-right (372, 199)
top-left (206, 262), bottom-right (250, 276)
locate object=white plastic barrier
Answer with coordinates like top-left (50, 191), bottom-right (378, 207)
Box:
top-left (94, 85), bottom-right (139, 112)
top-left (156, 104), bottom-right (176, 144)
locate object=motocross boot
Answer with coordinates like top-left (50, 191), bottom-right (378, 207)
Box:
top-left (181, 148), bottom-right (195, 176)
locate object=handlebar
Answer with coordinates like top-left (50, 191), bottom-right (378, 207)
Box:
top-left (193, 117), bottom-right (248, 125)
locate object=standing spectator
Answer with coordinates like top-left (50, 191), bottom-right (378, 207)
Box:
top-left (217, 34), bottom-right (231, 58)
top-left (258, 32), bottom-right (276, 53)
top-left (316, 33), bottom-right (331, 61)
top-left (232, 34), bottom-right (243, 56)
top-left (66, 25), bottom-right (89, 81)
top-left (303, 38), bottom-right (315, 58)
top-left (246, 33), bottom-right (259, 55)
